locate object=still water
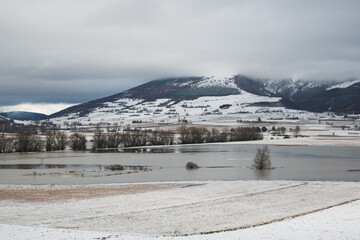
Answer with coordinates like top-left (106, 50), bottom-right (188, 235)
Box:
top-left (0, 144), bottom-right (359, 184)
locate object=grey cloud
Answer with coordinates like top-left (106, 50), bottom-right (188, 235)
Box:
top-left (0, 0), bottom-right (360, 107)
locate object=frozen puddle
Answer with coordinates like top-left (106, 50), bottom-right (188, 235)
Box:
top-left (0, 180), bottom-right (360, 237)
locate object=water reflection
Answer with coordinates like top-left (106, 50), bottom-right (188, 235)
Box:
top-left (0, 164), bottom-right (151, 170)
top-left (94, 147), bottom-right (230, 154)
top-left (0, 144), bottom-right (359, 184)
top-left (253, 169), bottom-right (272, 178)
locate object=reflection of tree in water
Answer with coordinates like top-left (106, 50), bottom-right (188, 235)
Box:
top-left (253, 169), bottom-right (272, 179)
top-left (45, 164), bottom-right (66, 169)
top-left (120, 148), bottom-right (174, 154)
top-left (0, 164), bottom-right (71, 169)
top-left (0, 164), bottom-right (42, 169)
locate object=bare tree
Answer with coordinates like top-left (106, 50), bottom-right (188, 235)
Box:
top-left (0, 133), bottom-right (15, 153)
top-left (15, 132), bottom-right (43, 152)
top-left (107, 132), bottom-right (122, 148)
top-left (55, 132), bottom-right (68, 150)
top-left (293, 125), bottom-right (301, 137)
top-left (280, 127), bottom-right (286, 135)
top-left (178, 126), bottom-right (192, 144)
top-left (46, 132), bottom-right (67, 151)
top-left (69, 133), bottom-right (87, 151)
top-left (219, 128), bottom-right (229, 142)
top-left (45, 131), bottom-right (56, 151)
top-left (157, 130), bottom-right (174, 145)
top-left (253, 145), bottom-right (272, 170)
top-left (208, 128), bottom-right (220, 142)
top-left (93, 132), bottom-right (108, 149)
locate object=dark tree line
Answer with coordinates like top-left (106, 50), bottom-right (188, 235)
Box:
top-left (178, 126), bottom-right (263, 144)
top-left (92, 129), bottom-right (175, 149)
top-left (0, 133), bottom-right (16, 153)
top-left (0, 132), bottom-right (87, 153)
top-left (229, 127), bottom-right (263, 141)
top-left (15, 132), bottom-right (43, 152)
top-left (45, 132), bottom-right (68, 151)
top-left (68, 133), bottom-right (87, 151)
top-left (0, 126), bottom-right (263, 153)
top-left (0, 132), bottom-right (44, 153)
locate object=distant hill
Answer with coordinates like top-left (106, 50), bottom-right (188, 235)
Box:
top-left (0, 111), bottom-right (48, 121)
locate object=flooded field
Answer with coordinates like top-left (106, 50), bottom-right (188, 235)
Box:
top-left (0, 144), bottom-right (359, 184)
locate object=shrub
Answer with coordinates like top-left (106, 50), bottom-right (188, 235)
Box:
top-left (105, 165), bottom-right (125, 171)
top-left (69, 133), bottom-right (87, 151)
top-left (186, 162), bottom-right (199, 169)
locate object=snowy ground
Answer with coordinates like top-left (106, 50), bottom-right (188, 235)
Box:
top-left (1, 180), bottom-right (360, 239)
top-left (1, 199), bottom-right (360, 240)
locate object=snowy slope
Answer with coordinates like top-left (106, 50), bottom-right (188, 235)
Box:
top-left (326, 79), bottom-right (360, 91)
top-left (51, 89), bottom-right (286, 125)
top-left (49, 76), bottom-right (293, 125)
top-left (48, 75), bottom-right (360, 125)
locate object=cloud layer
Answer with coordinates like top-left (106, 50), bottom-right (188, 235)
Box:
top-left (0, 103), bottom-right (76, 115)
top-left (1, 0), bottom-right (360, 109)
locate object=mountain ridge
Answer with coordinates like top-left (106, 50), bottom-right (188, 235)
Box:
top-left (48, 75), bottom-right (360, 124)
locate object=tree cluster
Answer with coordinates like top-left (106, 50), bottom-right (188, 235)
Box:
top-left (45, 132), bottom-right (68, 151)
top-left (68, 133), bottom-right (87, 151)
top-left (92, 129), bottom-right (175, 149)
top-left (0, 133), bottom-right (16, 153)
top-left (178, 126), bottom-right (263, 144)
top-left (229, 127), bottom-right (264, 141)
top-left (0, 131), bottom-right (86, 153)
top-left (14, 132), bottom-right (43, 152)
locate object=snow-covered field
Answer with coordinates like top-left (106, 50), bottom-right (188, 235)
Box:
top-left (1, 180), bottom-right (359, 239)
top-left (1, 199), bottom-right (360, 240)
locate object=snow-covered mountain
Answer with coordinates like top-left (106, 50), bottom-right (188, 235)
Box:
top-left (49, 75), bottom-right (360, 125)
top-left (234, 75), bottom-right (360, 113)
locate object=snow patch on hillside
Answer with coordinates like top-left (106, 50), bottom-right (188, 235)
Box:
top-left (263, 79), bottom-right (326, 96)
top-left (327, 79), bottom-right (360, 91)
top-left (195, 76), bottom-right (239, 90)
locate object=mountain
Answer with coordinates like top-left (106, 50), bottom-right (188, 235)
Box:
top-left (0, 111), bottom-right (48, 121)
top-left (50, 76), bottom-right (242, 118)
top-left (233, 76), bottom-right (360, 113)
top-left (49, 75), bottom-right (360, 125)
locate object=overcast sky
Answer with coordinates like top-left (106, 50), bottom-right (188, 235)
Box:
top-left (1, 0), bottom-right (360, 114)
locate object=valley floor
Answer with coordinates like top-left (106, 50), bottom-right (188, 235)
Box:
top-left (1, 180), bottom-right (360, 239)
